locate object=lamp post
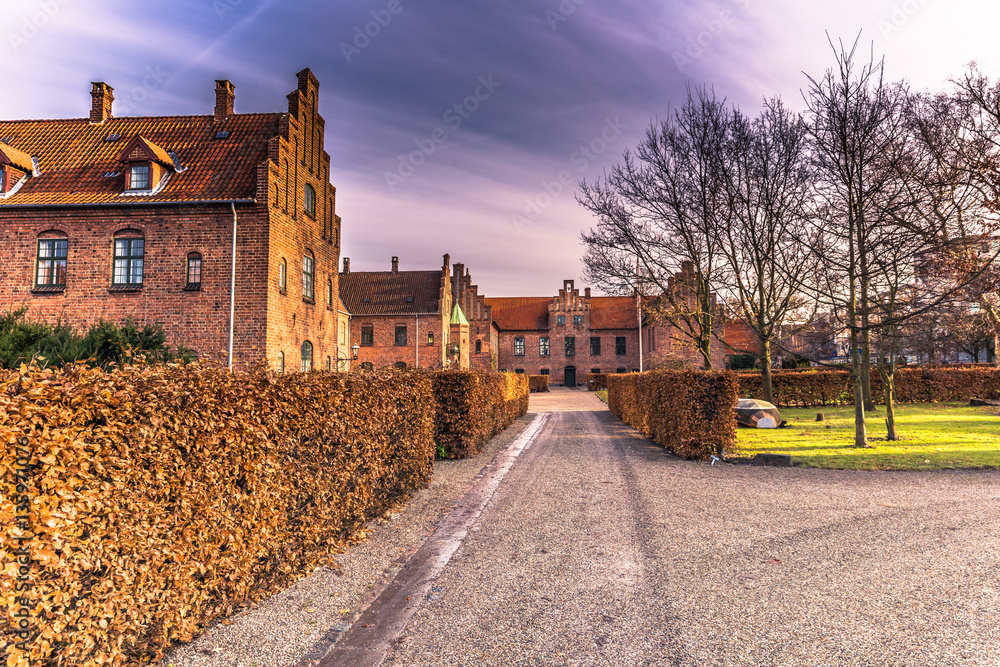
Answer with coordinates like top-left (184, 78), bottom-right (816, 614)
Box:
top-left (336, 343), bottom-right (360, 372)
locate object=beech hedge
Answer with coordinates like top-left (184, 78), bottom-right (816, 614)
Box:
top-left (432, 370), bottom-right (530, 459)
top-left (586, 373), bottom-right (609, 392)
top-left (0, 364), bottom-right (436, 667)
top-left (607, 369), bottom-right (739, 460)
top-left (528, 375), bottom-right (549, 393)
top-left (735, 367), bottom-right (1000, 407)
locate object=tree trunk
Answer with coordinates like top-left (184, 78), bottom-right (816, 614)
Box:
top-left (861, 327), bottom-right (875, 411)
top-left (761, 338), bottom-right (774, 405)
top-left (884, 368), bottom-right (897, 441)
top-left (700, 275), bottom-right (713, 370)
top-left (850, 324), bottom-right (869, 448)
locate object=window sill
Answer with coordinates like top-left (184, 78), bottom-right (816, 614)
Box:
top-left (303, 297), bottom-right (315, 305)
top-left (109, 284), bottom-right (143, 293)
top-left (278, 288), bottom-right (287, 296)
top-left (31, 285), bottom-right (65, 294)
top-left (183, 283), bottom-right (202, 292)
top-left (394, 343), bottom-right (408, 347)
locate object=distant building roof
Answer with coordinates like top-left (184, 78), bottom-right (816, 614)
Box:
top-left (0, 112), bottom-right (281, 206)
top-left (339, 270), bottom-right (441, 315)
top-left (485, 297), bottom-right (551, 331)
top-left (486, 295), bottom-right (640, 331)
top-left (590, 297), bottom-right (638, 330)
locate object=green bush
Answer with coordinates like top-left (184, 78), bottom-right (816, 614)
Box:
top-left (727, 353), bottom-right (757, 370)
top-left (0, 307), bottom-right (196, 369)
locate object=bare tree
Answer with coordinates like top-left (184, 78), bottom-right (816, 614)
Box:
top-left (802, 35), bottom-right (913, 447)
top-left (715, 97), bottom-right (815, 403)
top-left (579, 86), bottom-right (730, 369)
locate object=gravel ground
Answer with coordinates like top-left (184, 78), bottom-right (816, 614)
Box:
top-left (383, 393), bottom-right (1000, 666)
top-left (158, 412), bottom-right (537, 667)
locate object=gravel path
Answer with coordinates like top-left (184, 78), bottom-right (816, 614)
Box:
top-left (161, 388), bottom-right (1000, 666)
top-left (383, 392), bottom-right (1000, 666)
top-left (159, 411), bottom-right (537, 667)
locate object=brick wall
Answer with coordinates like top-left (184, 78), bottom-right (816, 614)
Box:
top-left (351, 313), bottom-right (447, 369)
top-left (262, 70), bottom-right (340, 372)
top-left (0, 204), bottom-right (267, 366)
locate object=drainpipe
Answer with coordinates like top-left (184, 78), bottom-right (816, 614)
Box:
top-left (638, 296), bottom-right (643, 373)
top-left (228, 202), bottom-right (237, 369)
top-left (415, 314), bottom-right (419, 368)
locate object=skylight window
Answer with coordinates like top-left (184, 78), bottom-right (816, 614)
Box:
top-left (214, 130), bottom-right (230, 140)
top-left (104, 133), bottom-right (121, 142)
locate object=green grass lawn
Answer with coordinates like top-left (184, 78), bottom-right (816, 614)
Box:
top-left (733, 403), bottom-right (1000, 470)
top-left (596, 390), bottom-right (608, 403)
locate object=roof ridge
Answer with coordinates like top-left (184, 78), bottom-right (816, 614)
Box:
top-left (0, 111), bottom-right (286, 124)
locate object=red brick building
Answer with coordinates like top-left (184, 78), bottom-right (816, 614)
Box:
top-left (0, 69), bottom-right (340, 370)
top-left (487, 279), bottom-right (725, 385)
top-left (338, 255), bottom-right (494, 370)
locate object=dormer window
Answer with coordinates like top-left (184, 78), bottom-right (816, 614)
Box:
top-left (128, 164), bottom-right (151, 190)
top-left (0, 141), bottom-right (34, 196)
top-left (116, 135), bottom-right (173, 195)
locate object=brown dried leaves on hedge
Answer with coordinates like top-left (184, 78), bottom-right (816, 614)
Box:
top-left (0, 363), bottom-right (435, 667)
top-left (432, 371), bottom-right (529, 459)
top-left (586, 373), bottom-right (609, 392)
top-left (527, 375), bottom-right (549, 393)
top-left (607, 369), bottom-right (739, 460)
top-left (735, 367), bottom-right (1000, 407)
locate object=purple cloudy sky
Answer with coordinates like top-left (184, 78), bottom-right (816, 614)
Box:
top-left (2, 0), bottom-right (998, 295)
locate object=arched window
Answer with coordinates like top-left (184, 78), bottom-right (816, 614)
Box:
top-left (301, 340), bottom-right (313, 372)
top-left (302, 251), bottom-right (315, 301)
top-left (112, 232), bottom-right (144, 286)
top-left (278, 258), bottom-right (287, 291)
top-left (326, 356), bottom-right (331, 370)
top-left (186, 252), bottom-right (202, 290)
top-left (304, 184), bottom-right (316, 216)
top-left (277, 351), bottom-right (285, 373)
top-left (360, 361), bottom-right (374, 371)
top-left (36, 235), bottom-right (68, 288)
top-left (326, 278), bottom-right (333, 308)
top-left (394, 361), bottom-right (407, 370)
top-left (475, 340), bottom-right (482, 354)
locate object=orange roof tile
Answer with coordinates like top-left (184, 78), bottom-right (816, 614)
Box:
top-left (0, 113), bottom-right (281, 206)
top-left (485, 297), bottom-right (551, 331)
top-left (340, 271), bottom-right (442, 315)
top-left (0, 142), bottom-right (34, 173)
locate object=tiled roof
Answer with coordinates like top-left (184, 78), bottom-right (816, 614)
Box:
top-left (590, 297), bottom-right (639, 330)
top-left (0, 113), bottom-right (281, 206)
top-left (339, 271), bottom-right (442, 315)
top-left (485, 297), bottom-right (551, 331)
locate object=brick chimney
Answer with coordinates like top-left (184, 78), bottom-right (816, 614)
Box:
top-left (215, 80), bottom-right (235, 122)
top-left (391, 256), bottom-right (399, 273)
top-left (90, 82), bottom-right (114, 124)
top-left (585, 288), bottom-right (591, 298)
top-left (343, 257), bottom-right (350, 274)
